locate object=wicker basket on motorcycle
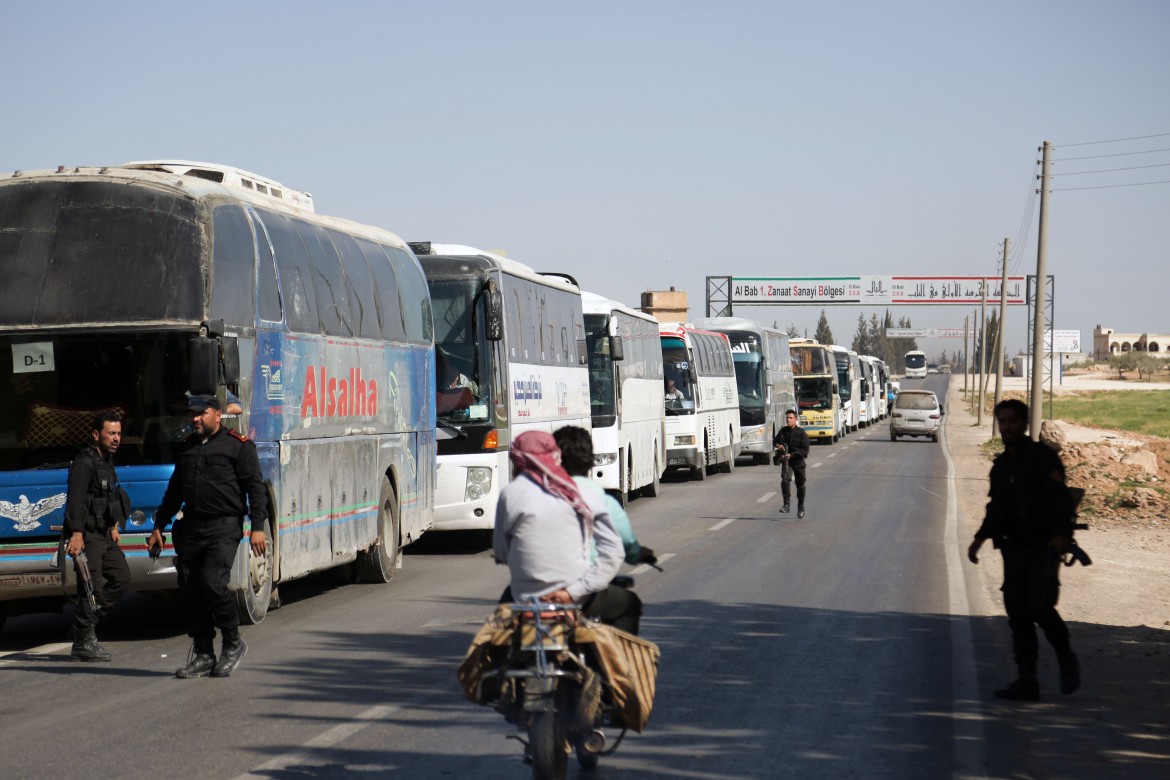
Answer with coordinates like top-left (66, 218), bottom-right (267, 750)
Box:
top-left (574, 622), bottom-right (661, 733)
top-left (457, 605), bottom-right (516, 704)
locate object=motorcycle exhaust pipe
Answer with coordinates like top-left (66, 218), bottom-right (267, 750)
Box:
top-left (584, 729), bottom-right (606, 753)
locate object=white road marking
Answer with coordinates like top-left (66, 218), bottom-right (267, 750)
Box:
top-left (708, 518), bottom-right (736, 532)
top-left (629, 552), bottom-right (675, 575)
top-left (0, 642), bottom-right (71, 666)
top-left (811, 462), bottom-right (823, 468)
top-left (757, 491), bottom-right (777, 503)
top-left (941, 425), bottom-right (989, 778)
top-left (234, 704), bottom-right (400, 780)
top-left (827, 453), bottom-right (837, 459)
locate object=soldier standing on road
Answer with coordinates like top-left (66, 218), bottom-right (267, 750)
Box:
top-left (148, 395), bottom-right (268, 679)
top-left (773, 409), bottom-right (810, 518)
top-left (63, 411), bottom-right (132, 662)
top-left (968, 398), bottom-right (1080, 701)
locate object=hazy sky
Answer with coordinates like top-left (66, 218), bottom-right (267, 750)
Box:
top-left (3, 1), bottom-right (1167, 358)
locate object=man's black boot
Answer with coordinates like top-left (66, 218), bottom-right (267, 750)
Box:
top-left (70, 626), bottom-right (111, 662)
top-left (780, 503), bottom-right (790, 514)
top-left (993, 677), bottom-right (1040, 702)
top-left (176, 639), bottom-right (216, 679)
top-left (1058, 652), bottom-right (1080, 695)
top-left (213, 630), bottom-right (248, 678)
top-left (797, 505), bottom-right (806, 519)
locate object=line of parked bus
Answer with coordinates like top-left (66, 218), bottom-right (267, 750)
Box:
top-left (0, 161), bottom-right (890, 630)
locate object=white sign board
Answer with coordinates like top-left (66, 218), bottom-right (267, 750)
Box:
top-left (12, 342), bottom-right (55, 374)
top-left (731, 275), bottom-right (1027, 305)
top-left (1045, 329), bottom-right (1081, 353)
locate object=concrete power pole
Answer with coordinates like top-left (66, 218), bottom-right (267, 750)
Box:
top-left (977, 282), bottom-right (987, 426)
top-left (991, 238), bottom-right (1010, 437)
top-left (1030, 141), bottom-right (1052, 441)
top-left (963, 315), bottom-right (969, 394)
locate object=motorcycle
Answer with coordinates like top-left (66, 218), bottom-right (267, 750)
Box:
top-left (475, 577), bottom-right (643, 780)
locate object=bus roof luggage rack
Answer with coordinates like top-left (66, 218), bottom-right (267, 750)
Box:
top-left (121, 160), bottom-right (315, 213)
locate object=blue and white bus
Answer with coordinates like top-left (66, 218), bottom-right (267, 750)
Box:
top-left (831, 346), bottom-right (860, 435)
top-left (414, 244), bottom-right (591, 533)
top-left (660, 322), bottom-right (740, 479)
top-left (0, 161), bottom-right (435, 630)
top-left (583, 293), bottom-right (665, 504)
top-left (693, 317), bottom-right (795, 464)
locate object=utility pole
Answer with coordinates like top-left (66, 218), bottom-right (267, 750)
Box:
top-left (977, 282), bottom-right (987, 426)
top-left (1030, 141), bottom-right (1052, 441)
top-left (992, 238), bottom-right (1010, 437)
top-left (963, 315), bottom-right (969, 394)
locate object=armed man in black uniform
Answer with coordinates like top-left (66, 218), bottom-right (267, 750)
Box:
top-left (773, 409), bottom-right (811, 518)
top-left (147, 395), bottom-right (268, 679)
top-left (968, 398), bottom-right (1080, 701)
top-left (63, 411), bottom-right (132, 662)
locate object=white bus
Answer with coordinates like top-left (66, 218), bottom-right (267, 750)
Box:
top-left (874, 358), bottom-right (891, 418)
top-left (693, 317), bottom-right (796, 464)
top-left (831, 345), bottom-right (860, 434)
top-left (660, 322), bottom-right (740, 480)
top-left (582, 293), bottom-right (665, 504)
top-left (414, 243), bottom-right (591, 533)
top-left (858, 355), bottom-right (882, 427)
top-left (904, 350), bottom-right (928, 379)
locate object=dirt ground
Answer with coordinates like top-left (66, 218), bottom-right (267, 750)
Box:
top-left (945, 379), bottom-right (1170, 776)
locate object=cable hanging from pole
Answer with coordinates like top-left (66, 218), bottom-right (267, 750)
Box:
top-left (1057, 131), bottom-right (1170, 148)
top-left (1052, 147), bottom-right (1170, 161)
top-left (1053, 179), bottom-right (1170, 191)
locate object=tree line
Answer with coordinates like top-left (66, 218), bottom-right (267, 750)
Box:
top-left (780, 309), bottom-right (922, 374)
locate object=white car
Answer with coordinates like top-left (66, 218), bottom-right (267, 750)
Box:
top-left (890, 389), bottom-right (943, 442)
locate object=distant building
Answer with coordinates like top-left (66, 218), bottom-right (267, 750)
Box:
top-left (1094, 325), bottom-right (1170, 359)
top-left (641, 287), bottom-right (688, 322)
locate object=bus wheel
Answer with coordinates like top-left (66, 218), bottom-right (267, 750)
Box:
top-left (357, 477), bottom-right (401, 584)
top-left (620, 450), bottom-right (633, 507)
top-left (235, 518), bottom-right (274, 626)
top-left (720, 435), bottom-right (735, 473)
top-left (644, 456), bottom-right (660, 497)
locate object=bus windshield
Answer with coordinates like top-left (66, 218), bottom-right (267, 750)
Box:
top-left (660, 336), bottom-right (695, 413)
top-left (795, 377), bottom-right (835, 411)
top-left (1, 332), bottom-right (193, 471)
top-left (584, 314), bottom-right (615, 418)
top-left (905, 353), bottom-right (926, 370)
top-left (792, 347), bottom-right (831, 375)
top-left (429, 277), bottom-right (491, 421)
top-left (732, 350), bottom-right (766, 412)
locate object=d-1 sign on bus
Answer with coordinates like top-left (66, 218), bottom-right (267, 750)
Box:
top-left (301, 365), bottom-right (379, 418)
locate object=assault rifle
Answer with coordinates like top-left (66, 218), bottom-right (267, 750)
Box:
top-left (71, 550), bottom-right (101, 616)
top-left (1063, 489), bottom-right (1092, 567)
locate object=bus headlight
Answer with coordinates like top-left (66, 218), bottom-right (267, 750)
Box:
top-left (741, 428), bottom-right (764, 443)
top-left (465, 467), bottom-right (493, 501)
top-left (593, 452), bottom-right (617, 466)
top-left (673, 435), bottom-right (696, 447)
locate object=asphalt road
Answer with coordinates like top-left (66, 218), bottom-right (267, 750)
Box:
top-left (1, 377), bottom-right (980, 779)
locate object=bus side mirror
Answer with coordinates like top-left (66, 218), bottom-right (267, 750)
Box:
top-left (485, 281), bottom-right (503, 342)
top-left (610, 335), bottom-right (625, 361)
top-left (689, 364), bottom-right (699, 383)
top-left (189, 338), bottom-right (219, 396)
top-left (221, 337), bottom-right (240, 385)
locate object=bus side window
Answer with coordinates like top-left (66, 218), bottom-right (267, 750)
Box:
top-left (210, 205), bottom-right (255, 329)
top-left (328, 230), bottom-right (381, 340)
top-left (388, 247), bottom-right (433, 345)
top-left (262, 210), bottom-right (320, 333)
top-left (357, 240), bottom-right (406, 342)
top-left (251, 211), bottom-right (282, 323)
top-left (297, 221), bottom-right (354, 338)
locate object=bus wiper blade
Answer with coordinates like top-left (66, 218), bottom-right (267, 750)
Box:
top-left (437, 419), bottom-right (469, 438)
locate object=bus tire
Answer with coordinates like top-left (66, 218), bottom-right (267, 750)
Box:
top-left (235, 517), bottom-right (274, 626)
top-left (644, 456), bottom-right (660, 497)
top-left (356, 477), bottom-right (401, 584)
top-left (620, 449), bottom-right (633, 507)
top-left (720, 434), bottom-right (735, 473)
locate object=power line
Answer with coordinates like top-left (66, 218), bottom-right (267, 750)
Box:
top-left (1058, 132), bottom-right (1170, 148)
top-left (1052, 179), bottom-right (1170, 191)
top-left (1051, 162), bottom-right (1170, 176)
top-left (1053, 147), bottom-right (1170, 161)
